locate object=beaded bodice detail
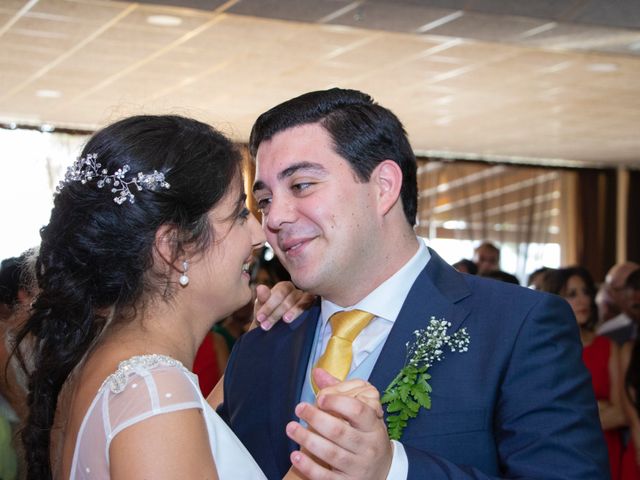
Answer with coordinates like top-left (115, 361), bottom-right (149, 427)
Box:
top-left (102, 354), bottom-right (185, 393)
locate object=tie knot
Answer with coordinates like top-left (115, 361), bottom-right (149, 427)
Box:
top-left (329, 309), bottom-right (374, 342)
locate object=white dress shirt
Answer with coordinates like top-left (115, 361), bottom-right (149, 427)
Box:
top-left (310, 238), bottom-right (430, 480)
top-left (315, 240), bottom-right (430, 373)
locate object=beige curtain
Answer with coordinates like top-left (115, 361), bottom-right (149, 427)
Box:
top-left (416, 158), bottom-right (561, 277)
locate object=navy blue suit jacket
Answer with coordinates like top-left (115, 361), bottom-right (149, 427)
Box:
top-left (219, 249), bottom-right (609, 479)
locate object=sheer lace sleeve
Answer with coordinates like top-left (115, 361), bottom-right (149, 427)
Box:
top-left (71, 355), bottom-right (204, 479)
top-left (106, 362), bottom-right (203, 440)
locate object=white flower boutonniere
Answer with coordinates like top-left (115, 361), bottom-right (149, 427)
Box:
top-left (381, 316), bottom-right (470, 440)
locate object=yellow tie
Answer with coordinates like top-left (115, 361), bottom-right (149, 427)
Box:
top-left (311, 309), bottom-right (374, 393)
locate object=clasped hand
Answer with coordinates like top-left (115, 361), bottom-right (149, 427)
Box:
top-left (286, 369), bottom-right (393, 480)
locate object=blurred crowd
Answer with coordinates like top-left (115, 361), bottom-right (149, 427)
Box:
top-left (454, 241), bottom-right (640, 479)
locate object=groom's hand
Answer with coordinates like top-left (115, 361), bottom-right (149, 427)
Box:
top-left (286, 371), bottom-right (392, 479)
top-left (312, 369), bottom-right (383, 418)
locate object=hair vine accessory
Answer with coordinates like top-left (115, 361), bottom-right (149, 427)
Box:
top-left (179, 260), bottom-right (189, 287)
top-left (57, 153), bottom-right (170, 204)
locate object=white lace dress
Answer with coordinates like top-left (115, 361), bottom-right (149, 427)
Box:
top-left (70, 354), bottom-right (267, 479)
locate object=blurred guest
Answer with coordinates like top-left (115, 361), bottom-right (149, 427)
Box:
top-left (473, 241), bottom-right (500, 275)
top-left (527, 266), bottom-right (553, 290)
top-left (0, 410), bottom-right (17, 480)
top-left (192, 329), bottom-right (230, 397)
top-left (620, 269), bottom-right (640, 479)
top-left (0, 250), bottom-right (38, 480)
top-left (627, 271), bottom-right (640, 323)
top-left (1, 250), bottom-right (38, 420)
top-left (0, 256), bottom-right (27, 321)
top-left (481, 269), bottom-right (520, 285)
top-left (597, 285), bottom-right (619, 325)
top-left (598, 262), bottom-right (640, 345)
top-left (542, 266), bottom-right (626, 480)
top-left (252, 245), bottom-right (291, 286)
top-left (0, 257), bottom-right (21, 480)
top-left (452, 258), bottom-right (478, 275)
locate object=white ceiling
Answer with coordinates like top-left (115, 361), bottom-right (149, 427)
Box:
top-left (1, 0), bottom-right (640, 168)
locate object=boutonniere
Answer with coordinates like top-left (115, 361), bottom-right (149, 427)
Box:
top-left (381, 316), bottom-right (470, 440)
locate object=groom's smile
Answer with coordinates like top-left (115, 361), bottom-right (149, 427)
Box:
top-left (253, 122), bottom-right (386, 306)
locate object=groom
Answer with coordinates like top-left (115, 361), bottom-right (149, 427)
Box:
top-left (218, 88), bottom-right (608, 478)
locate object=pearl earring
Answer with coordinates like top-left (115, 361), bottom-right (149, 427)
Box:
top-left (179, 260), bottom-right (189, 287)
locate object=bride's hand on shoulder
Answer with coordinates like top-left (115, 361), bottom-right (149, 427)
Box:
top-left (252, 282), bottom-right (316, 331)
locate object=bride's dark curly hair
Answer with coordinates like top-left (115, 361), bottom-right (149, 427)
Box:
top-left (12, 114), bottom-right (243, 479)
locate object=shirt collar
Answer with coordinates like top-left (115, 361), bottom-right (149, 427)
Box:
top-left (320, 238), bottom-right (430, 325)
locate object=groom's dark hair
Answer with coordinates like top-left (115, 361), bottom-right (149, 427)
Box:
top-left (249, 88), bottom-right (418, 227)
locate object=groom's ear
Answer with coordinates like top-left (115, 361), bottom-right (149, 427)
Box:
top-left (372, 159), bottom-right (403, 217)
top-left (153, 224), bottom-right (182, 273)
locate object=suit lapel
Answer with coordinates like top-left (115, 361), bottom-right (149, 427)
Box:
top-left (269, 303), bottom-right (320, 472)
top-left (369, 248), bottom-right (471, 394)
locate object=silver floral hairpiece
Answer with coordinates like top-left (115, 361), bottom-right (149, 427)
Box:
top-left (57, 153), bottom-right (170, 204)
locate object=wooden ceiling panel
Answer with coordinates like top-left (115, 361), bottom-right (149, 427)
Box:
top-left (28, 0), bottom-right (128, 24)
top-left (0, 0), bottom-right (638, 169)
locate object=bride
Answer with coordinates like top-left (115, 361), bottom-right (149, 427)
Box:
top-left (13, 115), bottom-right (380, 479)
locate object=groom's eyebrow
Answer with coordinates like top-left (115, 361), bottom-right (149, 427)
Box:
top-left (253, 161), bottom-right (327, 192)
top-left (278, 161), bottom-right (326, 180)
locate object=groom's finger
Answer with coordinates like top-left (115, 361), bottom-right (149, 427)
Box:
top-left (294, 402), bottom-right (360, 455)
top-left (313, 373), bottom-right (383, 418)
top-left (289, 450), bottom-right (335, 480)
top-left (312, 368), bottom-right (340, 390)
top-left (315, 378), bottom-right (379, 398)
top-left (323, 386), bottom-right (383, 418)
top-left (286, 418), bottom-right (356, 471)
top-left (317, 393), bottom-right (382, 432)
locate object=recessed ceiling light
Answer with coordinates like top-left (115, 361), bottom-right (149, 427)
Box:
top-left (40, 124), bottom-right (55, 132)
top-left (442, 220), bottom-right (467, 230)
top-left (146, 15), bottom-right (183, 27)
top-left (586, 63), bottom-right (618, 73)
top-left (36, 89), bottom-right (62, 98)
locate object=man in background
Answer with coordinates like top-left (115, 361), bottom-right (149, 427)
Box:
top-left (623, 269), bottom-right (640, 326)
top-left (473, 241), bottom-right (500, 275)
top-left (597, 261), bottom-right (640, 344)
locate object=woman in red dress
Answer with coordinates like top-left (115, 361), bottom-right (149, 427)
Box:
top-left (620, 269), bottom-right (640, 479)
top-left (543, 266), bottom-right (626, 479)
